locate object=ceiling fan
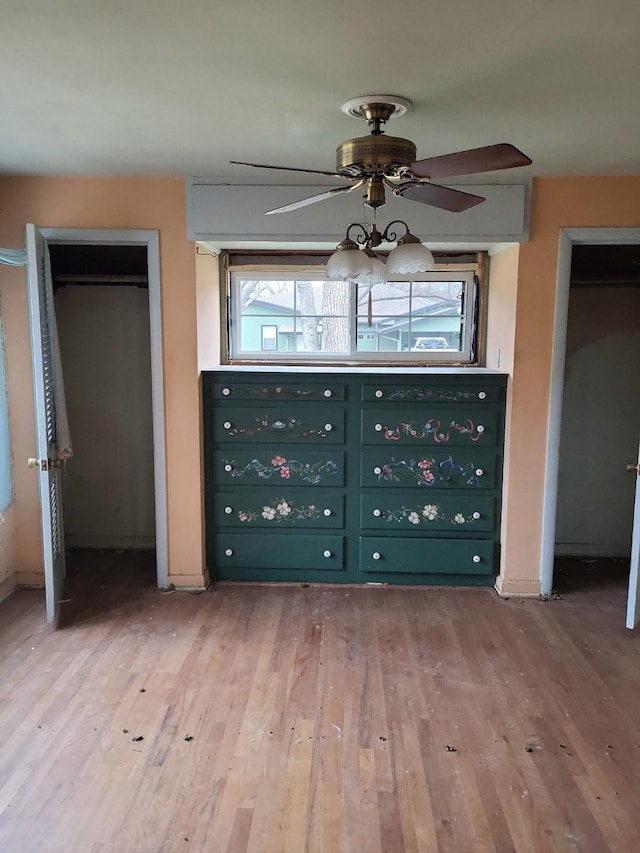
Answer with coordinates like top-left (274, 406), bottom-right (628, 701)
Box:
top-left (231, 95), bottom-right (532, 216)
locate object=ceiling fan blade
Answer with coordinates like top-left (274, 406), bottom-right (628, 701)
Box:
top-left (396, 182), bottom-right (485, 213)
top-left (265, 181), bottom-right (365, 215)
top-left (408, 143), bottom-right (532, 179)
top-left (230, 160), bottom-right (347, 179)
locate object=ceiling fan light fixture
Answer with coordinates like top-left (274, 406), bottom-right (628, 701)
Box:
top-left (326, 237), bottom-right (373, 281)
top-left (357, 250), bottom-right (387, 286)
top-left (387, 231), bottom-right (435, 274)
top-left (327, 219), bottom-right (433, 281)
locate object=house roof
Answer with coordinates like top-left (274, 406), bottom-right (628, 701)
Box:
top-left (2, 2), bottom-right (639, 179)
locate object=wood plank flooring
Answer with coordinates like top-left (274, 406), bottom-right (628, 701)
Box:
top-left (0, 551), bottom-right (639, 852)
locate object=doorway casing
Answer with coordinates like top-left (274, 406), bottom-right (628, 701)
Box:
top-left (41, 228), bottom-right (168, 588)
top-left (540, 227), bottom-right (640, 596)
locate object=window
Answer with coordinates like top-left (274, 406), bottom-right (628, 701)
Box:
top-left (225, 261), bottom-right (480, 364)
top-left (261, 324), bottom-right (278, 351)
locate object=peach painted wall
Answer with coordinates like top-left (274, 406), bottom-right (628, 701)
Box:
top-left (486, 245), bottom-right (519, 375)
top-left (0, 178), bottom-right (205, 589)
top-left (485, 244), bottom-right (519, 587)
top-left (497, 176), bottom-right (640, 595)
top-left (4, 175), bottom-right (640, 598)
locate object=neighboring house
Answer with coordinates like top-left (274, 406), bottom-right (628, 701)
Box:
top-left (1, 175), bottom-right (640, 602)
top-left (240, 282), bottom-right (462, 352)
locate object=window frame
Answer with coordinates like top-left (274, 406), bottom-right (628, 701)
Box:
top-left (224, 257), bottom-right (482, 366)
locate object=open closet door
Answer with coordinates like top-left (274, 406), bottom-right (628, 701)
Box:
top-left (626, 442), bottom-right (640, 629)
top-left (25, 224), bottom-right (67, 624)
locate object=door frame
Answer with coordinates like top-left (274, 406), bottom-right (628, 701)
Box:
top-left (41, 228), bottom-right (168, 588)
top-left (540, 227), bottom-right (640, 595)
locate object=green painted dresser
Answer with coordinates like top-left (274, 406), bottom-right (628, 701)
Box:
top-left (203, 371), bottom-right (507, 586)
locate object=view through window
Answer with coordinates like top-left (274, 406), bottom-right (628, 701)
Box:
top-left (227, 268), bottom-right (478, 363)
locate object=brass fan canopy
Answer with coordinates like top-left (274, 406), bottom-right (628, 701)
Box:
top-left (337, 95), bottom-right (416, 177)
top-left (336, 135), bottom-right (417, 177)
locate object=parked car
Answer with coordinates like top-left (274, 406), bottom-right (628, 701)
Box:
top-left (410, 336), bottom-right (451, 350)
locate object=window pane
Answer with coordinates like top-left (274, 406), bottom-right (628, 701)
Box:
top-left (295, 316), bottom-right (350, 353)
top-left (357, 281), bottom-right (412, 320)
top-left (318, 315), bottom-right (350, 353)
top-left (293, 279), bottom-right (350, 353)
top-left (410, 279), bottom-right (464, 352)
top-left (240, 313), bottom-right (294, 352)
top-left (229, 269), bottom-right (476, 363)
top-left (295, 280), bottom-right (349, 316)
top-left (411, 280), bottom-right (463, 302)
top-left (294, 316), bottom-right (323, 353)
top-left (240, 279), bottom-right (294, 311)
top-left (356, 280), bottom-right (464, 352)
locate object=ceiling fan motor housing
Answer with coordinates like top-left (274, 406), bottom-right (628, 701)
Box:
top-left (336, 134), bottom-right (417, 177)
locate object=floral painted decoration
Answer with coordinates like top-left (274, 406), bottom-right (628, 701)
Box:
top-left (376, 503), bottom-right (484, 526)
top-left (224, 415), bottom-right (335, 440)
top-left (238, 386), bottom-right (315, 400)
top-left (374, 456), bottom-right (485, 488)
top-left (377, 418), bottom-right (483, 443)
top-left (383, 388), bottom-right (480, 402)
top-left (223, 455), bottom-right (339, 485)
top-left (235, 498), bottom-right (321, 524)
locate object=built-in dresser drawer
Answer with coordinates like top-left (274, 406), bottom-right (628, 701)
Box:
top-left (360, 449), bottom-right (498, 489)
top-left (213, 406), bottom-right (345, 444)
top-left (214, 491), bottom-right (344, 528)
top-left (362, 384), bottom-right (500, 404)
top-left (211, 381), bottom-right (345, 402)
top-left (215, 533), bottom-right (345, 571)
top-left (360, 493), bottom-right (495, 532)
top-left (361, 407), bottom-right (498, 447)
top-left (214, 449), bottom-right (345, 487)
top-left (359, 536), bottom-right (495, 575)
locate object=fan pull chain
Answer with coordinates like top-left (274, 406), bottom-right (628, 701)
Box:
top-left (368, 288), bottom-right (373, 327)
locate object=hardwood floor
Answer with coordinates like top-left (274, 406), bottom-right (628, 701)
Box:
top-left (1, 551), bottom-right (639, 852)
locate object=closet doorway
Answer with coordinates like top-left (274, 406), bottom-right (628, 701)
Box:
top-left (551, 240), bottom-right (640, 624)
top-left (41, 231), bottom-right (167, 598)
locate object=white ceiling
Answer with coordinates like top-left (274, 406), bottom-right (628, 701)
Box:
top-left (3, 0), bottom-right (640, 183)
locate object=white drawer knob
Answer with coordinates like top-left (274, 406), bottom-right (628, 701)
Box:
top-left (374, 423), bottom-right (383, 432)
top-left (373, 509), bottom-right (381, 517)
top-left (224, 464), bottom-right (233, 472)
top-left (323, 508), bottom-right (332, 517)
top-left (225, 548), bottom-right (233, 557)
top-left (472, 554), bottom-right (481, 563)
top-left (323, 389), bottom-right (332, 398)
top-left (223, 421), bottom-right (232, 430)
top-left (324, 423), bottom-right (333, 432)
top-left (472, 511), bottom-right (481, 520)
top-left (475, 468), bottom-right (484, 477)
top-left (222, 387), bottom-right (231, 396)
top-left (323, 550), bottom-right (332, 558)
top-left (477, 425), bottom-right (485, 433)
top-left (375, 389), bottom-right (384, 398)
top-left (224, 506), bottom-right (233, 514)
top-left (372, 552), bottom-right (381, 560)
top-left (373, 466), bottom-right (382, 475)
top-left (478, 391), bottom-right (486, 400)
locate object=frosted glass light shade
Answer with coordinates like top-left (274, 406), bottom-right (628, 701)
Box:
top-left (352, 256), bottom-right (387, 285)
top-left (326, 247), bottom-right (372, 280)
top-left (387, 241), bottom-right (435, 274)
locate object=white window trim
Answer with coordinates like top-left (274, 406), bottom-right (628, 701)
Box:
top-left (227, 268), bottom-right (477, 365)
